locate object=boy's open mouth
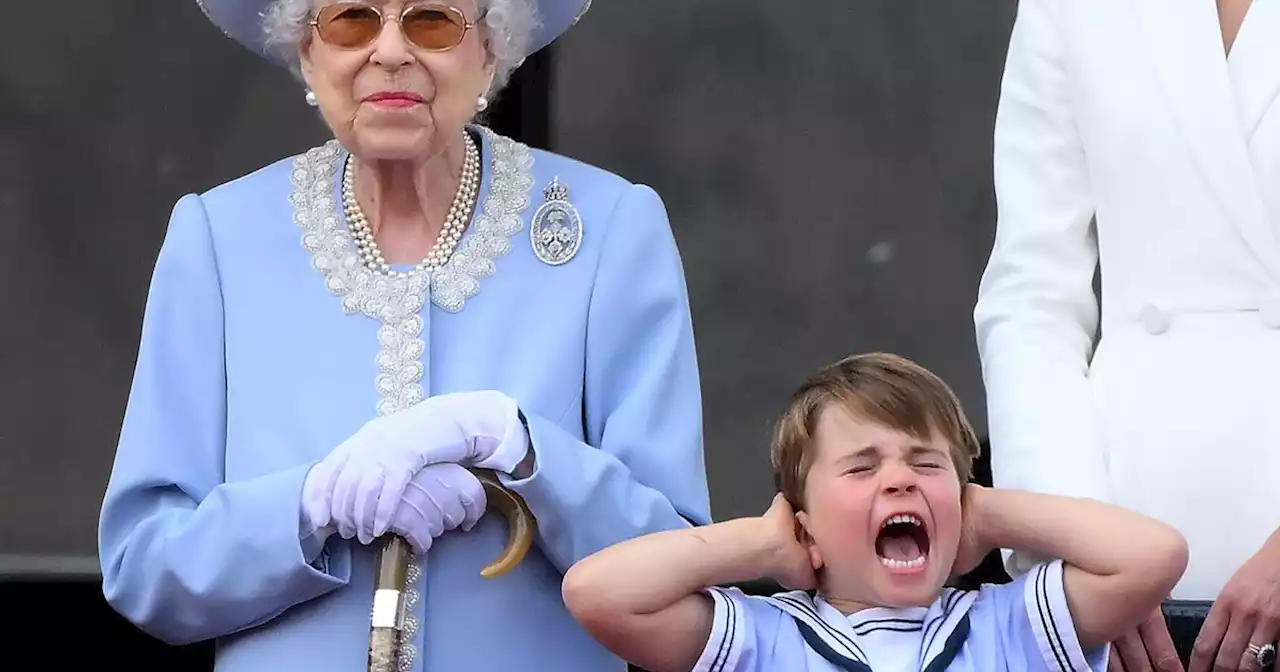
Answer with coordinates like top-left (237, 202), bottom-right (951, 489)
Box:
top-left (875, 513), bottom-right (931, 570)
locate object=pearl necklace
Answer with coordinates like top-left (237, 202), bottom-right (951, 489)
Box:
top-left (342, 132), bottom-right (481, 277)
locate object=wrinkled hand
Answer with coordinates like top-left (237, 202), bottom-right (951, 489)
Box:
top-left (951, 484), bottom-right (992, 578)
top-left (381, 463), bottom-right (487, 554)
top-left (306, 391), bottom-right (527, 544)
top-left (761, 494), bottom-right (818, 591)
top-left (1189, 538), bottom-right (1280, 672)
top-left (1108, 608), bottom-right (1183, 672)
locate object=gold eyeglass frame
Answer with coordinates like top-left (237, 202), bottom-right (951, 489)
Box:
top-left (309, 3), bottom-right (482, 52)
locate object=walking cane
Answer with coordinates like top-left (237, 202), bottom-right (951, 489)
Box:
top-left (368, 468), bottom-right (537, 672)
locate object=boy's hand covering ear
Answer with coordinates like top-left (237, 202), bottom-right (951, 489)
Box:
top-left (952, 484), bottom-right (993, 577)
top-left (762, 493), bottom-right (818, 591)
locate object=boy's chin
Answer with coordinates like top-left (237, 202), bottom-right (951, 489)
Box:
top-left (870, 583), bottom-right (942, 608)
top-left (868, 560), bottom-right (948, 607)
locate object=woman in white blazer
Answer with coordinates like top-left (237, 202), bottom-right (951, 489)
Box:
top-left (974, 0), bottom-right (1279, 670)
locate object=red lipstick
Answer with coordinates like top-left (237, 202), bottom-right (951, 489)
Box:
top-left (364, 91), bottom-right (426, 108)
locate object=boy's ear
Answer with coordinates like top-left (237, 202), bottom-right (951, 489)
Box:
top-left (795, 511), bottom-right (824, 571)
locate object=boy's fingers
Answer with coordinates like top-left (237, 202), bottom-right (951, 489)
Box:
top-left (1139, 609), bottom-right (1184, 672)
top-left (1115, 629), bottom-right (1155, 672)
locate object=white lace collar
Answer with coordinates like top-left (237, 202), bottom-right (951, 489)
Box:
top-left (289, 125), bottom-right (536, 317)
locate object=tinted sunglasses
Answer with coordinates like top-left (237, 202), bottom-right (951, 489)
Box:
top-left (310, 3), bottom-right (481, 52)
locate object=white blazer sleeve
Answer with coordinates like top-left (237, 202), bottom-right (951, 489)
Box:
top-left (974, 0), bottom-right (1111, 576)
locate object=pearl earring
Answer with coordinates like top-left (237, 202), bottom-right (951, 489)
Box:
top-left (476, 96), bottom-right (489, 112)
top-left (305, 90), bottom-right (318, 107)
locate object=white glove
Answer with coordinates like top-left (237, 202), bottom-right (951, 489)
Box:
top-left (304, 390), bottom-right (528, 545)
top-left (385, 463), bottom-right (487, 554)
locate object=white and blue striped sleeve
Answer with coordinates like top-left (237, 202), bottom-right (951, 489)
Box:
top-left (979, 560), bottom-right (1109, 672)
top-left (693, 587), bottom-right (788, 672)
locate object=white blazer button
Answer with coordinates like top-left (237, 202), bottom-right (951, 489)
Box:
top-left (1260, 297), bottom-right (1280, 329)
top-left (1140, 303), bottom-right (1170, 335)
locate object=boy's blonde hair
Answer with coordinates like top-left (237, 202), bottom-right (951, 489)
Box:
top-left (771, 353), bottom-right (982, 509)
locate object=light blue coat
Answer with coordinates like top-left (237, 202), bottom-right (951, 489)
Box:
top-left (98, 127), bottom-right (712, 671)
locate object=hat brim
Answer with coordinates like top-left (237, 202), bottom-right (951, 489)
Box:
top-left (197, 0), bottom-right (590, 65)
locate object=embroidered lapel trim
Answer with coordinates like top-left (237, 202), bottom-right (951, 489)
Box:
top-left (1130, 0), bottom-right (1279, 274)
top-left (429, 128), bottom-right (535, 312)
top-left (291, 126), bottom-right (536, 318)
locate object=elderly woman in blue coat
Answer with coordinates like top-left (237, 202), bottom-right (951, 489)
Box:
top-left (96, 1), bottom-right (711, 669)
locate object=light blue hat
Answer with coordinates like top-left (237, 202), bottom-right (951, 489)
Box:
top-left (196, 0), bottom-right (591, 63)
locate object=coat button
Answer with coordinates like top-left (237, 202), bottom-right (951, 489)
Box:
top-left (1260, 297), bottom-right (1280, 329)
top-left (1140, 303), bottom-right (1170, 335)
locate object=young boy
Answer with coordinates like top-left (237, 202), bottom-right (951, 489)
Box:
top-left (563, 353), bottom-right (1188, 671)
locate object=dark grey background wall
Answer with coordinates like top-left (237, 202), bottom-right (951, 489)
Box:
top-left (551, 1), bottom-right (1017, 519)
top-left (0, 0), bottom-right (1016, 572)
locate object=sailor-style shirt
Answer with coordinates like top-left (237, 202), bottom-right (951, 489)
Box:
top-left (695, 560), bottom-right (1107, 671)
